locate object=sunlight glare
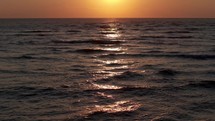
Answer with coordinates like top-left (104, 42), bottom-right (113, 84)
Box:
top-left (104, 0), bottom-right (122, 4)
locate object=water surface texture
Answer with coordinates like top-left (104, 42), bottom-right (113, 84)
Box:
top-left (0, 19), bottom-right (215, 121)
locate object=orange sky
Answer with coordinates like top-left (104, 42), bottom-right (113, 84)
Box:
top-left (0, 0), bottom-right (215, 18)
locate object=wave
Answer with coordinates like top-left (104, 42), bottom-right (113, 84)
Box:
top-left (105, 63), bottom-right (129, 67)
top-left (152, 117), bottom-right (178, 121)
top-left (13, 30), bottom-right (54, 36)
top-left (14, 33), bottom-right (52, 37)
top-left (16, 55), bottom-right (35, 59)
top-left (85, 80), bottom-right (215, 97)
top-left (185, 27), bottom-right (200, 31)
top-left (184, 81), bottom-right (215, 89)
top-left (19, 30), bottom-right (53, 33)
top-left (99, 31), bottom-right (117, 35)
top-left (84, 102), bottom-right (140, 119)
top-left (167, 36), bottom-right (193, 39)
top-left (14, 54), bottom-right (61, 61)
top-left (52, 40), bottom-right (124, 45)
top-left (128, 35), bottom-right (194, 41)
top-left (99, 53), bottom-right (215, 60)
top-left (175, 54), bottom-right (215, 60)
top-left (85, 84), bottom-right (156, 97)
top-left (75, 49), bottom-right (108, 54)
top-left (0, 69), bottom-right (63, 76)
top-left (112, 71), bottom-right (144, 79)
top-left (97, 24), bottom-right (112, 29)
top-left (72, 109), bottom-right (138, 121)
top-left (75, 48), bottom-right (122, 54)
top-left (141, 35), bottom-right (166, 39)
top-left (52, 40), bottom-right (92, 44)
top-left (140, 35), bottom-right (193, 39)
top-left (89, 71), bottom-right (145, 83)
top-left (165, 30), bottom-right (191, 34)
top-left (158, 69), bottom-right (179, 76)
top-left (66, 30), bottom-right (82, 33)
top-left (185, 101), bottom-right (215, 112)
top-left (0, 86), bottom-right (69, 99)
top-left (85, 76), bottom-right (215, 93)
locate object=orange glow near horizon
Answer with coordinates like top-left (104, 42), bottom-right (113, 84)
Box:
top-left (0, 0), bottom-right (215, 18)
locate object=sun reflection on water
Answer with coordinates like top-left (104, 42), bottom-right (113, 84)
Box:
top-left (97, 92), bottom-right (114, 99)
top-left (106, 33), bottom-right (121, 39)
top-left (82, 22), bottom-right (141, 117)
top-left (92, 70), bottom-right (122, 78)
top-left (98, 59), bottom-right (123, 65)
top-left (92, 83), bottom-right (122, 90)
top-left (100, 47), bottom-right (125, 52)
top-left (91, 22), bottom-right (130, 86)
top-left (90, 100), bottom-right (141, 114)
top-left (100, 22), bottom-right (122, 40)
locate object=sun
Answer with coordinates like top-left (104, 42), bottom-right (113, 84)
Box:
top-left (104, 0), bottom-right (122, 5)
top-left (87, 0), bottom-right (133, 18)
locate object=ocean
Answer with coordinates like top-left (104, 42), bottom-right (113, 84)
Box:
top-left (0, 19), bottom-right (214, 121)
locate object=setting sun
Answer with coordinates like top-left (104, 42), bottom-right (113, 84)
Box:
top-left (104, 0), bottom-right (122, 4)
top-left (89, 0), bottom-right (135, 18)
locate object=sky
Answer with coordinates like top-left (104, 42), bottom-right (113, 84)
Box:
top-left (0, 0), bottom-right (215, 18)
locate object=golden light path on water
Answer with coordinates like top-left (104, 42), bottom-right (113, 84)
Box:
top-left (99, 47), bottom-right (125, 52)
top-left (90, 101), bottom-right (141, 114)
top-left (106, 33), bottom-right (121, 39)
top-left (82, 22), bottom-right (141, 116)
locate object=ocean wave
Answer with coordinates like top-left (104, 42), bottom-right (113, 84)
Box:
top-left (185, 27), bottom-right (200, 31)
top-left (112, 71), bottom-right (144, 80)
top-left (85, 79), bottom-right (215, 95)
top-left (16, 55), bottom-right (35, 59)
top-left (184, 81), bottom-right (215, 89)
top-left (52, 40), bottom-right (124, 45)
top-left (158, 69), bottom-right (179, 76)
top-left (85, 101), bottom-right (141, 118)
top-left (85, 84), bottom-right (156, 97)
top-left (105, 63), bottom-right (131, 67)
top-left (146, 50), bottom-right (164, 53)
top-left (128, 35), bottom-right (194, 41)
top-left (185, 101), bottom-right (215, 112)
top-left (89, 71), bottom-right (145, 83)
top-left (75, 49), bottom-right (107, 54)
top-left (99, 31), bottom-right (117, 35)
top-left (75, 48), bottom-right (122, 54)
top-left (13, 54), bottom-right (62, 61)
top-left (140, 35), bottom-right (193, 39)
top-left (14, 33), bottom-right (52, 37)
top-left (0, 68), bottom-right (65, 76)
top-left (141, 35), bottom-right (166, 39)
top-left (97, 24), bottom-right (112, 29)
top-left (175, 54), bottom-right (215, 60)
top-left (167, 36), bottom-right (193, 39)
top-left (165, 30), bottom-right (191, 34)
top-left (99, 53), bottom-right (215, 60)
top-left (137, 41), bottom-right (178, 45)
top-left (152, 117), bottom-right (178, 121)
top-left (66, 30), bottom-right (82, 33)
top-left (12, 30), bottom-right (55, 37)
top-left (19, 30), bottom-right (53, 33)
top-left (71, 105), bottom-right (139, 121)
top-left (0, 86), bottom-right (69, 99)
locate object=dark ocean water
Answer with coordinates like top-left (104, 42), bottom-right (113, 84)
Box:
top-left (0, 19), bottom-right (214, 121)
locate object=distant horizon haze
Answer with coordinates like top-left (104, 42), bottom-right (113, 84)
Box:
top-left (0, 0), bottom-right (215, 18)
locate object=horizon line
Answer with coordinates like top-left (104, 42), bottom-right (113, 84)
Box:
top-left (0, 17), bottom-right (215, 19)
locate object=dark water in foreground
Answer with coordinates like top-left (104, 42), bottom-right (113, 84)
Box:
top-left (0, 19), bottom-right (215, 121)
